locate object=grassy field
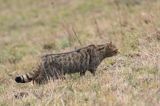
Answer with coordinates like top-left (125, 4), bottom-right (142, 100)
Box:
top-left (0, 0), bottom-right (160, 105)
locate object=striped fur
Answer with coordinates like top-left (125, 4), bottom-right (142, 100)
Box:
top-left (15, 43), bottom-right (118, 84)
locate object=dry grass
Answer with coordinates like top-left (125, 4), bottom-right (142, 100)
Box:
top-left (0, 0), bottom-right (160, 106)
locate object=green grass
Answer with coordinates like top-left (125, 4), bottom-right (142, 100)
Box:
top-left (0, 0), bottom-right (160, 106)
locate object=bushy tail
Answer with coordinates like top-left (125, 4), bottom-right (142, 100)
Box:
top-left (15, 70), bottom-right (39, 83)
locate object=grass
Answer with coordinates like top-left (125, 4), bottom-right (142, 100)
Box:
top-left (0, 0), bottom-right (160, 106)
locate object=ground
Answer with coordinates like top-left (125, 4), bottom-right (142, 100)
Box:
top-left (0, 0), bottom-right (159, 106)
